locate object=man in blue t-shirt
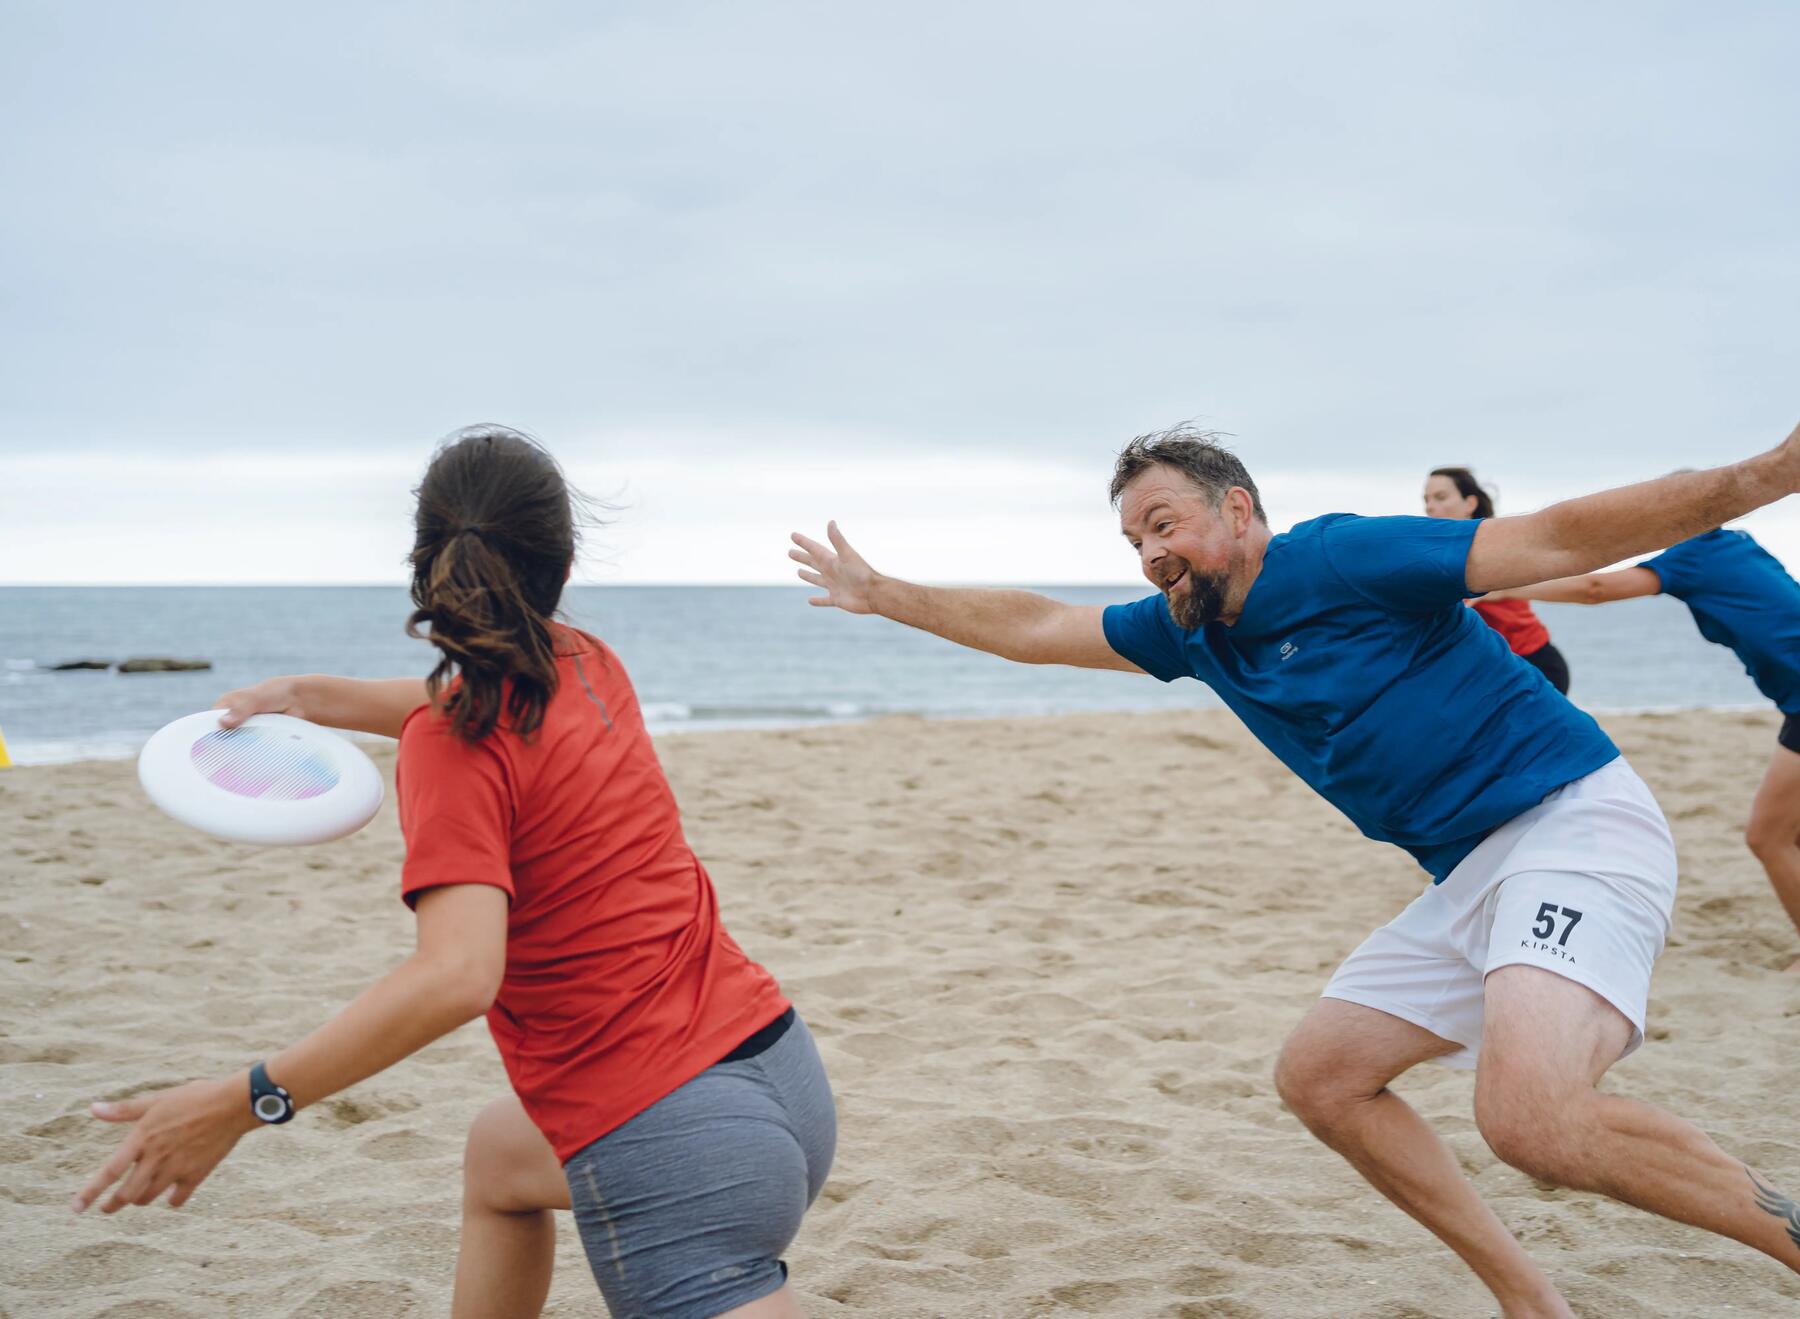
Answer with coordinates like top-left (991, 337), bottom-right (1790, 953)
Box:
top-left (791, 421), bottom-right (1800, 1313)
top-left (1491, 527), bottom-right (1800, 972)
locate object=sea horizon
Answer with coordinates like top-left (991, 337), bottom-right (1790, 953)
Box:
top-left (1, 584), bottom-right (1776, 767)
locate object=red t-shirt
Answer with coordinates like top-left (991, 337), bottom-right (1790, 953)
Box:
top-left (1471, 597), bottom-right (1551, 657)
top-left (396, 632), bottom-right (789, 1161)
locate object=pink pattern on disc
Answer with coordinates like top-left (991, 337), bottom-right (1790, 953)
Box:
top-left (189, 727), bottom-right (339, 800)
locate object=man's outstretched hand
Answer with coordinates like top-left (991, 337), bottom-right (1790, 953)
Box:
top-left (790, 522), bottom-right (878, 614)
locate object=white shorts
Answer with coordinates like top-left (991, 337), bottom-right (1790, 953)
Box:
top-left (1321, 757), bottom-right (1677, 1069)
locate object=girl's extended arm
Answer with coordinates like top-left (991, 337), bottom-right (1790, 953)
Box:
top-left (73, 883), bottom-right (508, 1214)
top-left (215, 675), bottom-right (431, 738)
top-left (1483, 565), bottom-right (1663, 605)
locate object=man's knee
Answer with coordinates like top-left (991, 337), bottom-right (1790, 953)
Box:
top-left (1275, 1003), bottom-right (1453, 1134)
top-left (1745, 814), bottom-right (1792, 862)
top-left (1473, 1073), bottom-right (1590, 1185)
top-left (1274, 1035), bottom-right (1373, 1134)
top-left (1744, 776), bottom-right (1800, 860)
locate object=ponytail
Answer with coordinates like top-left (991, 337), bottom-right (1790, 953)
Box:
top-left (406, 427), bottom-right (581, 742)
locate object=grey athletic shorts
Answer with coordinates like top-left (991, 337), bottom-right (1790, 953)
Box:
top-left (563, 1014), bottom-right (836, 1319)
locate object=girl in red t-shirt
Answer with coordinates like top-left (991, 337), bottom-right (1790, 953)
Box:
top-left (75, 428), bottom-right (836, 1319)
top-left (1423, 466), bottom-right (1572, 696)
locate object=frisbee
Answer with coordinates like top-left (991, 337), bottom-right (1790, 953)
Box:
top-left (138, 711), bottom-right (384, 846)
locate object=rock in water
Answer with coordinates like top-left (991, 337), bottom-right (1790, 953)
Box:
top-left (118, 658), bottom-right (213, 673)
top-left (51, 659), bottom-right (115, 671)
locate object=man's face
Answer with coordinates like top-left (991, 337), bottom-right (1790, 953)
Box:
top-left (1118, 467), bottom-right (1242, 628)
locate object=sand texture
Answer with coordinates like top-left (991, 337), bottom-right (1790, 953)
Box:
top-left (3, 708), bottom-right (1799, 1317)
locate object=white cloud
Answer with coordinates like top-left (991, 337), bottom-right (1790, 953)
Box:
top-left (2, 3), bottom-right (1795, 469)
top-left (9, 447), bottom-right (1796, 585)
top-left (1, 2), bottom-right (1795, 587)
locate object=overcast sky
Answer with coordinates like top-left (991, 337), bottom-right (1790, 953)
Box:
top-left (4, 2), bottom-right (1796, 584)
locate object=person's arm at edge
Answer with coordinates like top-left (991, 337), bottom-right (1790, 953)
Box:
top-left (1465, 420), bottom-right (1798, 594)
top-left (1482, 566), bottom-right (1664, 605)
top-left (215, 676), bottom-right (431, 737)
top-left (73, 884), bottom-right (506, 1213)
top-left (789, 522), bottom-right (1143, 672)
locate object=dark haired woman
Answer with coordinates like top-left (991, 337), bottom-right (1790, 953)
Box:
top-left (75, 427), bottom-right (836, 1319)
top-left (1423, 467), bottom-right (1573, 695)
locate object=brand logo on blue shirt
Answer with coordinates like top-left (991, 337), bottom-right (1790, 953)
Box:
top-left (1279, 641), bottom-right (1299, 661)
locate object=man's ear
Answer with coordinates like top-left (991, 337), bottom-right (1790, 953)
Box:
top-left (1226, 486), bottom-right (1256, 534)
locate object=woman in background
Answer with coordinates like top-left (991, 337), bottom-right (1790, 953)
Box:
top-left (1423, 466), bottom-right (1573, 695)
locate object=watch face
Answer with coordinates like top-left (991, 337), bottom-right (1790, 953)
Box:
top-left (254, 1093), bottom-right (288, 1122)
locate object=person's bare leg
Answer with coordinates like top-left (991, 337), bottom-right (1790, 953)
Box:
top-left (1275, 1000), bottom-right (1573, 1317)
top-left (1476, 966), bottom-right (1800, 1271)
top-left (717, 1284), bottom-right (806, 1317)
top-left (451, 1095), bottom-right (571, 1319)
top-left (1743, 743), bottom-right (1800, 972)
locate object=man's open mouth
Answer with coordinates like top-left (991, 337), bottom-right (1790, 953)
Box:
top-left (1163, 569), bottom-right (1188, 592)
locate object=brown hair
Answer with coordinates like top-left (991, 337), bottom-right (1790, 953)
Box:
top-left (406, 426), bottom-right (581, 742)
top-left (1109, 425), bottom-right (1267, 524)
top-left (1429, 466), bottom-right (1495, 519)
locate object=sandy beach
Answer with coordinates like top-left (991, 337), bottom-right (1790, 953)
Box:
top-left (3, 707), bottom-right (1799, 1318)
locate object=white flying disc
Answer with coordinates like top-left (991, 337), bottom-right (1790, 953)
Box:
top-left (138, 711), bottom-right (384, 846)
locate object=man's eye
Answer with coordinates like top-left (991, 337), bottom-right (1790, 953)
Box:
top-left (1155, 522), bottom-right (1171, 533)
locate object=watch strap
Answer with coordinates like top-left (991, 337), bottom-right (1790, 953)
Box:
top-left (249, 1060), bottom-right (295, 1125)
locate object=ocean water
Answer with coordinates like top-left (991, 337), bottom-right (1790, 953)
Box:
top-left (0, 586), bottom-right (1769, 765)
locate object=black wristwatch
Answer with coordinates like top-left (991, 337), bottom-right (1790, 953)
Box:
top-left (249, 1061), bottom-right (295, 1125)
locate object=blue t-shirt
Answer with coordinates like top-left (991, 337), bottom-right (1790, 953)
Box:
top-left (1103, 513), bottom-right (1618, 881)
top-left (1641, 529), bottom-right (1800, 714)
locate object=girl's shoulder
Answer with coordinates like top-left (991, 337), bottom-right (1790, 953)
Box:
top-left (398, 694), bottom-right (508, 767)
top-left (554, 627), bottom-right (633, 686)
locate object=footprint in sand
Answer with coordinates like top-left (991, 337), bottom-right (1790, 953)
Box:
top-left (314, 1094), bottom-right (421, 1129)
top-left (357, 1130), bottom-right (455, 1162)
top-left (285, 1280), bottom-right (422, 1317)
top-left (20, 1241), bottom-right (174, 1289)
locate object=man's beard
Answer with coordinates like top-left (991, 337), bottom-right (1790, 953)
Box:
top-left (1165, 560), bottom-right (1229, 629)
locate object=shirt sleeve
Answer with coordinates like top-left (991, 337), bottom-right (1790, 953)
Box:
top-left (396, 710), bottom-right (516, 908)
top-left (1637, 543), bottom-right (1692, 598)
top-left (1102, 594), bottom-right (1192, 683)
top-left (1317, 514), bottom-right (1479, 613)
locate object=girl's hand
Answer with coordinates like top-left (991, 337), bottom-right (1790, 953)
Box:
top-left (214, 677), bottom-right (305, 729)
top-left (73, 1076), bottom-right (257, 1214)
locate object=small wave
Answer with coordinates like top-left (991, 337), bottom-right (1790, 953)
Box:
top-left (639, 699), bottom-right (878, 735)
top-left (1585, 699), bottom-right (1768, 716)
top-left (641, 700), bottom-right (873, 725)
top-left (685, 702), bottom-right (872, 721)
top-left (4, 658), bottom-right (37, 671)
top-left (4, 738), bottom-right (144, 766)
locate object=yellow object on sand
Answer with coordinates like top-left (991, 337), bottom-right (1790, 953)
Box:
top-left (0, 722), bottom-right (11, 769)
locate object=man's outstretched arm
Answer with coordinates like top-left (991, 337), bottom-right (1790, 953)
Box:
top-left (1484, 566), bottom-right (1663, 606)
top-left (789, 522), bottom-right (1143, 673)
top-left (1465, 419), bottom-right (1798, 594)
